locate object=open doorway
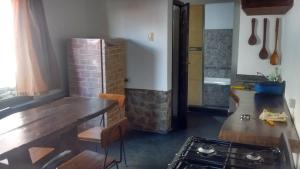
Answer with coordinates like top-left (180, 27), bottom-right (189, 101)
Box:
top-left (188, 2), bottom-right (234, 113)
top-left (172, 0), bottom-right (235, 130)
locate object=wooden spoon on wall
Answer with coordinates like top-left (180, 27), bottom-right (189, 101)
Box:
top-left (259, 18), bottom-right (269, 59)
top-left (248, 18), bottom-right (257, 45)
top-left (270, 18), bottom-right (280, 65)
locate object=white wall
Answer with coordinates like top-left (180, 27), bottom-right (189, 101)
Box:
top-left (205, 2), bottom-right (234, 30)
top-left (106, 0), bottom-right (171, 91)
top-left (183, 0), bottom-right (233, 4)
top-left (281, 0), bottom-right (300, 139)
top-left (231, 0), bottom-right (240, 77)
top-left (234, 2), bottom-right (300, 166)
top-left (236, 6), bottom-right (283, 75)
top-left (167, 0), bottom-right (173, 91)
top-left (43, 0), bottom-right (109, 89)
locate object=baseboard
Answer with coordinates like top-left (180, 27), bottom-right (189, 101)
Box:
top-left (188, 106), bottom-right (230, 117)
top-left (130, 127), bottom-right (171, 135)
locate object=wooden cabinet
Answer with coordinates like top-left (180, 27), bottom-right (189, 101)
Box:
top-left (68, 38), bottom-right (126, 97)
top-left (242, 0), bottom-right (293, 15)
top-left (219, 90), bottom-right (300, 152)
top-left (188, 5), bottom-right (203, 106)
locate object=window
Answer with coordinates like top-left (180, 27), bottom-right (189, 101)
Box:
top-left (0, 0), bottom-right (17, 100)
top-left (0, 0), bottom-right (64, 116)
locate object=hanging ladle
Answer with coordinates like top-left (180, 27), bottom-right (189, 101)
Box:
top-left (259, 18), bottom-right (269, 59)
top-left (270, 18), bottom-right (280, 65)
top-left (248, 18), bottom-right (257, 45)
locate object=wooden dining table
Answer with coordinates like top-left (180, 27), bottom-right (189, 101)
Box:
top-left (0, 96), bottom-right (116, 169)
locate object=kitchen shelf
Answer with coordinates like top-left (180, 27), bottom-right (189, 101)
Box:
top-left (242, 0), bottom-right (294, 15)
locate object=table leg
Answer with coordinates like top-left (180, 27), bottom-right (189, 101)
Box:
top-left (2, 127), bottom-right (80, 169)
top-left (59, 128), bottom-right (80, 154)
top-left (6, 148), bottom-right (34, 169)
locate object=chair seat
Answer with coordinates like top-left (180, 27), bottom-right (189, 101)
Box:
top-left (0, 159), bottom-right (9, 166)
top-left (78, 127), bottom-right (103, 143)
top-left (57, 150), bottom-right (115, 169)
top-left (29, 147), bottom-right (55, 164)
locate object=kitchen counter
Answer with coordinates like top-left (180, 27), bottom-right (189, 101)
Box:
top-left (219, 89), bottom-right (300, 152)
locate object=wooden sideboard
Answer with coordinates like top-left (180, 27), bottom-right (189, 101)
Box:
top-left (219, 90), bottom-right (300, 152)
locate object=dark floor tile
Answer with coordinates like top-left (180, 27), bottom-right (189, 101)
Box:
top-left (86, 111), bottom-right (226, 169)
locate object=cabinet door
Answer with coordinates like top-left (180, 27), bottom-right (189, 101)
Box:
top-left (189, 5), bottom-right (203, 48)
top-left (102, 40), bottom-right (126, 95)
top-left (188, 5), bottom-right (203, 106)
top-left (188, 51), bottom-right (203, 106)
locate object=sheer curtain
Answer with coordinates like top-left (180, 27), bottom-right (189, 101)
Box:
top-left (13, 0), bottom-right (62, 96)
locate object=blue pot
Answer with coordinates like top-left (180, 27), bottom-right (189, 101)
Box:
top-left (255, 81), bottom-right (285, 96)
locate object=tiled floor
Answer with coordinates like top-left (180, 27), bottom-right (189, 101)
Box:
top-left (106, 111), bottom-right (227, 169)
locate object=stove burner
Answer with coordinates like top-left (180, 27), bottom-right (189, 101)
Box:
top-left (168, 136), bottom-right (290, 169)
top-left (245, 152), bottom-right (263, 162)
top-left (197, 145), bottom-right (216, 154)
top-left (272, 148), bottom-right (281, 155)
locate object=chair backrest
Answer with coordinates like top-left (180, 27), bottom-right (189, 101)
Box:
top-left (101, 117), bottom-right (128, 148)
top-left (99, 93), bottom-right (125, 109)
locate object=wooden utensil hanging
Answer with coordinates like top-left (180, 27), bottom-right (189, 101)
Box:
top-left (259, 18), bottom-right (269, 59)
top-left (270, 18), bottom-right (280, 65)
top-left (248, 18), bottom-right (257, 45)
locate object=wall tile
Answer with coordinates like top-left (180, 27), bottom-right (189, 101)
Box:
top-left (204, 29), bottom-right (233, 78)
top-left (203, 29), bottom-right (232, 107)
top-left (125, 89), bottom-right (172, 133)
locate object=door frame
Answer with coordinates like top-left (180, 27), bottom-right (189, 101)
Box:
top-left (174, 0), bottom-right (184, 6)
top-left (172, 0), bottom-right (190, 130)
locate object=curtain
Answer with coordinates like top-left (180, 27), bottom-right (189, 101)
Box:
top-left (13, 0), bottom-right (61, 96)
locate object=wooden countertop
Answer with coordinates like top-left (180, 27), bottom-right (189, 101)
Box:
top-left (219, 90), bottom-right (300, 152)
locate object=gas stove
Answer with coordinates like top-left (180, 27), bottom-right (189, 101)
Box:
top-left (168, 135), bottom-right (295, 169)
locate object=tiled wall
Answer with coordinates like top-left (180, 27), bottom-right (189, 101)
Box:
top-left (68, 38), bottom-right (126, 126)
top-left (204, 29), bottom-right (232, 78)
top-left (125, 89), bottom-right (172, 133)
top-left (203, 29), bottom-right (232, 107)
top-left (203, 85), bottom-right (230, 107)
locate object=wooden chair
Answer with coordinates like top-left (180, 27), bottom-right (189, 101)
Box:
top-left (29, 147), bottom-right (55, 164)
top-left (0, 147), bottom-right (55, 168)
top-left (43, 118), bottom-right (129, 169)
top-left (99, 93), bottom-right (125, 110)
top-left (0, 158), bottom-right (9, 169)
top-left (78, 93), bottom-right (125, 143)
top-left (40, 150), bottom-right (72, 169)
top-left (99, 93), bottom-right (126, 127)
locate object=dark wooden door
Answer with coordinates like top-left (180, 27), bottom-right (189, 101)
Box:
top-left (172, 1), bottom-right (189, 130)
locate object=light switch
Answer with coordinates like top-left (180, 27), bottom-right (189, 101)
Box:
top-left (148, 32), bottom-right (154, 41)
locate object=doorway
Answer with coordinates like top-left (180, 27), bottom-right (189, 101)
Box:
top-left (172, 0), bottom-right (189, 130)
top-left (172, 1), bottom-right (235, 130)
top-left (187, 2), bottom-right (235, 112)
